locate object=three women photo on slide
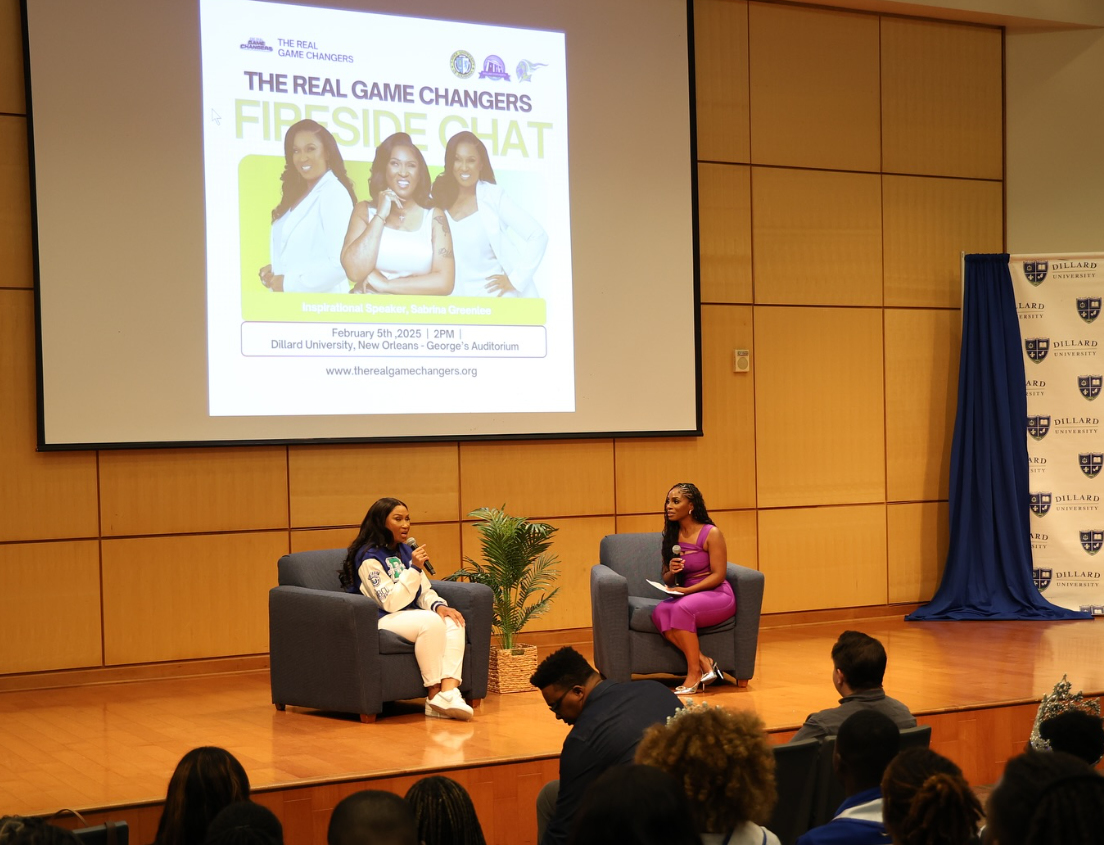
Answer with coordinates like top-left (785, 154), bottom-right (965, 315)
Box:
top-left (260, 121), bottom-right (547, 298)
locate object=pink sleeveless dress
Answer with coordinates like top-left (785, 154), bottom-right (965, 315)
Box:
top-left (651, 524), bottom-right (736, 633)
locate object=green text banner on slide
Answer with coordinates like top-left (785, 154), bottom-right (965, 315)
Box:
top-left (1011, 253), bottom-right (1104, 615)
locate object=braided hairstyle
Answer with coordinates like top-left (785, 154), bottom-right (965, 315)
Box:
top-left (660, 483), bottom-right (714, 567)
top-left (881, 748), bottom-right (981, 845)
top-left (985, 751), bottom-right (1104, 845)
top-left (405, 776), bottom-right (487, 845)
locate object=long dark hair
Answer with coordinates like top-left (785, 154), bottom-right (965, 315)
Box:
top-left (405, 776), bottom-right (487, 845)
top-left (661, 482), bottom-right (713, 566)
top-left (339, 497), bottom-right (406, 589)
top-left (271, 119), bottom-right (356, 222)
top-left (368, 133), bottom-right (431, 208)
top-left (986, 751), bottom-right (1104, 845)
top-left (154, 747), bottom-right (250, 845)
top-left (430, 131), bottom-right (497, 210)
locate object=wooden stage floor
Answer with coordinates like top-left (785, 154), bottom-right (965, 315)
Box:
top-left (3, 615), bottom-right (1101, 845)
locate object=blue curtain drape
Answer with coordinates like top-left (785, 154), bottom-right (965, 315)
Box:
top-left (907, 254), bottom-right (1090, 621)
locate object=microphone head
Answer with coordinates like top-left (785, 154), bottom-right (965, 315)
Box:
top-left (672, 544), bottom-right (682, 557)
top-left (407, 537), bottom-right (418, 549)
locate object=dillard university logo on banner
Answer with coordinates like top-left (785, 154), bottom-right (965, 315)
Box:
top-left (1026, 338), bottom-right (1049, 363)
top-left (1027, 415), bottom-right (1051, 440)
top-left (1031, 491), bottom-right (1052, 517)
top-left (1033, 567), bottom-right (1053, 591)
top-left (1081, 453), bottom-right (1104, 479)
top-left (1025, 261), bottom-right (1049, 286)
top-left (1079, 374), bottom-right (1103, 400)
top-left (1081, 529), bottom-right (1104, 555)
top-left (1078, 296), bottom-right (1102, 324)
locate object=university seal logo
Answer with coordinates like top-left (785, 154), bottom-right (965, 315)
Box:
top-left (1079, 374), bottom-right (1103, 400)
top-left (1030, 491), bottom-right (1052, 516)
top-left (1027, 415), bottom-right (1051, 440)
top-left (450, 50), bottom-right (476, 79)
top-left (479, 55), bottom-right (510, 81)
top-left (1079, 453), bottom-right (1104, 479)
top-left (1025, 338), bottom-right (1049, 363)
top-left (1033, 568), bottom-right (1052, 591)
top-left (1081, 529), bottom-right (1104, 555)
top-left (1077, 297), bottom-right (1102, 324)
top-left (1024, 261), bottom-right (1048, 286)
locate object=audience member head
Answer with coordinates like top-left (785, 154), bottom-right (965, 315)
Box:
top-left (567, 764), bottom-right (700, 845)
top-left (831, 630), bottom-right (888, 691)
top-left (0, 818), bottom-right (81, 845)
top-left (836, 709), bottom-right (901, 793)
top-left (635, 704), bottom-right (776, 837)
top-left (1038, 708), bottom-right (1104, 766)
top-left (529, 647), bottom-right (600, 726)
top-left (985, 750), bottom-right (1104, 845)
top-left (405, 776), bottom-right (486, 845)
top-left (155, 747), bottom-right (251, 845)
top-left (203, 802), bottom-right (283, 845)
top-left (881, 748), bottom-right (981, 845)
top-left (328, 790), bottom-right (418, 845)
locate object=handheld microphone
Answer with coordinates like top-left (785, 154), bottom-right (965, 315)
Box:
top-left (672, 544), bottom-right (682, 558)
top-left (406, 537), bottom-right (435, 575)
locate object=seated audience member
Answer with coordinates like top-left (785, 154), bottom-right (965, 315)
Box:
top-left (328, 791), bottom-right (418, 845)
top-left (797, 710), bottom-right (900, 845)
top-left (154, 747), bottom-right (251, 845)
top-left (790, 631), bottom-right (916, 743)
top-left (0, 818), bottom-right (81, 845)
top-left (204, 802), bottom-right (283, 845)
top-left (984, 750), bottom-right (1104, 845)
top-left (636, 703), bottom-right (781, 845)
top-left (567, 764), bottom-right (701, 845)
top-left (405, 775), bottom-right (487, 845)
top-left (1036, 708), bottom-right (1104, 766)
top-left (531, 646), bottom-right (682, 845)
top-left (881, 748), bottom-right (982, 845)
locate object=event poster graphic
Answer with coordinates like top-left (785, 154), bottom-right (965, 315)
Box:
top-left (200, 0), bottom-right (573, 417)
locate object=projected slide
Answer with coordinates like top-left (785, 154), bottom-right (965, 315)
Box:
top-left (200, 0), bottom-right (572, 417)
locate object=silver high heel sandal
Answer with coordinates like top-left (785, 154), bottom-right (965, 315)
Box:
top-left (700, 658), bottom-right (722, 686)
top-left (674, 675), bottom-right (705, 695)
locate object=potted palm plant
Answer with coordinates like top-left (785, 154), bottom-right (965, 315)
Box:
top-left (446, 506), bottom-right (560, 693)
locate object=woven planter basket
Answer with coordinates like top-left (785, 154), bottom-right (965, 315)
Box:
top-left (488, 643), bottom-right (538, 694)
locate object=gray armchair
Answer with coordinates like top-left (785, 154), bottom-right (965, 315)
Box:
top-left (269, 548), bottom-right (493, 722)
top-left (590, 532), bottom-right (764, 685)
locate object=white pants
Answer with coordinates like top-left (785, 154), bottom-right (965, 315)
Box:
top-left (379, 609), bottom-right (465, 688)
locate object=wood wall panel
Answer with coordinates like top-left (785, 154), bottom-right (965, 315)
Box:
top-left (882, 175), bottom-right (1003, 308)
top-left (887, 502), bottom-right (948, 603)
top-left (885, 308), bottom-right (961, 501)
top-left (101, 532), bottom-right (287, 664)
top-left (749, 3), bottom-right (880, 171)
top-left (882, 18), bottom-right (1003, 180)
top-left (0, 540), bottom-right (102, 673)
top-left (0, 0), bottom-right (25, 114)
top-left (699, 163), bottom-right (752, 303)
top-left (694, 0), bottom-right (750, 164)
top-left (615, 305), bottom-right (756, 514)
top-left (99, 447), bottom-right (289, 536)
top-left (754, 307), bottom-right (885, 507)
top-left (461, 516), bottom-right (615, 632)
top-left (0, 117), bottom-right (32, 289)
top-left (0, 292), bottom-right (100, 543)
top-left (289, 442), bottom-right (459, 527)
top-left (616, 509), bottom-right (759, 571)
top-left (291, 522), bottom-right (463, 577)
top-left (752, 168), bottom-right (883, 306)
top-left (757, 504), bottom-right (888, 613)
top-left (459, 440), bottom-right (613, 519)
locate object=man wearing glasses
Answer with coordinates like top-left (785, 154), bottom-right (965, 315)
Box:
top-left (530, 646), bottom-right (682, 845)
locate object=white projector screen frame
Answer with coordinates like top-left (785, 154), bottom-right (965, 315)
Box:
top-left (25, 0), bottom-right (702, 449)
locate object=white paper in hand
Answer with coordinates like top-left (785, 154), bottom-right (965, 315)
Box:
top-left (647, 579), bottom-right (681, 596)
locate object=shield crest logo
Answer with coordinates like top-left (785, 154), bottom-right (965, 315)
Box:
top-left (1077, 297), bottom-right (1102, 324)
top-left (1033, 568), bottom-right (1052, 591)
top-left (1027, 415), bottom-right (1051, 440)
top-left (1079, 453), bottom-right (1104, 478)
top-left (1081, 530), bottom-right (1104, 555)
top-left (1079, 375), bottom-right (1103, 400)
top-left (1024, 261), bottom-right (1049, 286)
top-left (1030, 492), bottom-right (1052, 516)
top-left (1025, 338), bottom-right (1049, 363)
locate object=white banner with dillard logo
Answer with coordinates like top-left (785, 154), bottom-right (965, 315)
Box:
top-left (1011, 254), bottom-right (1104, 615)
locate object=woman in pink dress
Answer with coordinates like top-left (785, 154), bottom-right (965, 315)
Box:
top-left (652, 483), bottom-right (736, 695)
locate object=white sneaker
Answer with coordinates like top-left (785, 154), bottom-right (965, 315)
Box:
top-left (426, 689), bottom-right (474, 721)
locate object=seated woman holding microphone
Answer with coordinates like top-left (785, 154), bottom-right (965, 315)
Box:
top-left (338, 497), bottom-right (472, 721)
top-left (652, 483), bottom-right (736, 695)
